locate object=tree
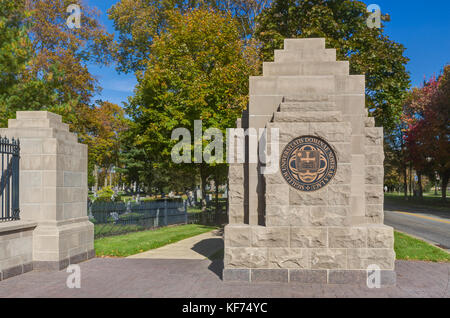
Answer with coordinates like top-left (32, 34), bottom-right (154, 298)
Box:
top-left (255, 0), bottom-right (410, 131)
top-left (0, 0), bottom-right (30, 96)
top-left (128, 8), bottom-right (255, 210)
top-left (404, 66), bottom-right (450, 201)
top-left (88, 101), bottom-right (128, 188)
top-left (0, 0), bottom-right (115, 139)
top-left (108, 0), bottom-right (269, 74)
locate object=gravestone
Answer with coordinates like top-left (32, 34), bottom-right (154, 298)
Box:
top-left (224, 38), bottom-right (395, 285)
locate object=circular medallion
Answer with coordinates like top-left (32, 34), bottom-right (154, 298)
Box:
top-left (280, 136), bottom-right (337, 192)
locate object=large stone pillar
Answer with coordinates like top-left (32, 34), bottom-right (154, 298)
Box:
top-left (224, 38), bottom-right (395, 285)
top-left (0, 111), bottom-right (94, 270)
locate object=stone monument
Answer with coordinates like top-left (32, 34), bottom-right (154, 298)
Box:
top-left (224, 38), bottom-right (395, 285)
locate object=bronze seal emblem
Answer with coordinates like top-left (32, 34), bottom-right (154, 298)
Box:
top-left (280, 136), bottom-right (337, 192)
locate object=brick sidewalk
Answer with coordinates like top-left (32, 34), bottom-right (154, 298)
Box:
top-left (0, 258), bottom-right (448, 298)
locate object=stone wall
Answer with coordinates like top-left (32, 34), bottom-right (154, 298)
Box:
top-left (0, 221), bottom-right (36, 280)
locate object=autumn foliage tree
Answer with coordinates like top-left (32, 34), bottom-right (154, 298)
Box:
top-left (0, 0), bottom-right (115, 140)
top-left (404, 65), bottom-right (450, 201)
top-left (128, 8), bottom-right (255, 207)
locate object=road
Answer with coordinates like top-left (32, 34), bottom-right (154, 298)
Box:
top-left (384, 202), bottom-right (450, 251)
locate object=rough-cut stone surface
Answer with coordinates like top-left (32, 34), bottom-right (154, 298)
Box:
top-left (268, 248), bottom-right (310, 269)
top-left (229, 184), bottom-right (245, 205)
top-left (266, 206), bottom-right (310, 226)
top-left (310, 207), bottom-right (349, 227)
top-left (347, 249), bottom-right (396, 270)
top-left (289, 188), bottom-right (327, 206)
top-left (366, 166), bottom-right (384, 185)
top-left (224, 225), bottom-right (251, 247)
top-left (327, 186), bottom-right (351, 206)
top-left (251, 227), bottom-right (289, 247)
top-left (225, 248), bottom-right (267, 269)
top-left (367, 226), bottom-right (394, 248)
top-left (328, 227), bottom-right (367, 248)
top-left (290, 228), bottom-right (327, 248)
top-left (311, 249), bottom-right (347, 270)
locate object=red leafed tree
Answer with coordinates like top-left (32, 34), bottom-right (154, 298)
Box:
top-left (405, 65), bottom-right (450, 201)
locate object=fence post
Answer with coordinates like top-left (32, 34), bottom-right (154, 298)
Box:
top-left (184, 200), bottom-right (188, 224)
top-left (164, 199), bottom-right (168, 226)
top-left (155, 208), bottom-right (159, 227)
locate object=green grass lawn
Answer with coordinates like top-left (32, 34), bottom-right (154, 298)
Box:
top-left (95, 224), bottom-right (217, 257)
top-left (394, 231), bottom-right (450, 262)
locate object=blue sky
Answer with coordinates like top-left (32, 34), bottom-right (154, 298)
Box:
top-left (85, 0), bottom-right (450, 107)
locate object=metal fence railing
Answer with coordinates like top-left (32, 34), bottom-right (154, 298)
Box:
top-left (89, 199), bottom-right (229, 238)
top-left (90, 200), bottom-right (187, 238)
top-left (0, 136), bottom-right (20, 222)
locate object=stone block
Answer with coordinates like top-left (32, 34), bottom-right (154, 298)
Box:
top-left (309, 122), bottom-right (351, 142)
top-left (347, 249), bottom-right (395, 270)
top-left (290, 269), bottom-right (327, 284)
top-left (224, 225), bottom-right (251, 247)
top-left (225, 247), bottom-right (268, 269)
top-left (279, 102), bottom-right (336, 112)
top-left (366, 146), bottom-right (385, 165)
top-left (274, 49), bottom-right (336, 63)
top-left (274, 111), bottom-right (342, 123)
top-left (367, 225), bottom-right (394, 248)
top-left (223, 269), bottom-right (250, 282)
top-left (328, 270), bottom-right (366, 285)
top-left (251, 269), bottom-right (288, 283)
top-left (284, 38), bottom-right (325, 50)
top-left (365, 185), bottom-right (384, 204)
top-left (290, 227), bottom-right (327, 248)
top-left (365, 127), bottom-right (383, 146)
top-left (328, 227), bottom-right (367, 248)
top-left (229, 184), bottom-right (245, 205)
top-left (366, 166), bottom-right (384, 185)
top-left (310, 206), bottom-right (349, 227)
top-left (290, 188), bottom-right (327, 206)
top-left (266, 184), bottom-right (289, 206)
top-left (268, 248), bottom-right (310, 269)
top-left (251, 226), bottom-right (289, 248)
top-left (328, 186), bottom-right (351, 206)
top-left (311, 249), bottom-right (347, 270)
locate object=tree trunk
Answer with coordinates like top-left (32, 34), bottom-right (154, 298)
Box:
top-left (417, 172), bottom-right (423, 199)
top-left (441, 175), bottom-right (448, 202)
top-left (409, 164), bottom-right (413, 198)
top-left (200, 167), bottom-right (208, 213)
top-left (403, 165), bottom-right (408, 199)
top-left (214, 175), bottom-right (219, 213)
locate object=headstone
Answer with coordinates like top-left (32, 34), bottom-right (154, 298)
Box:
top-left (223, 38), bottom-right (395, 285)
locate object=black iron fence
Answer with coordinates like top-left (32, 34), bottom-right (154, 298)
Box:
top-left (0, 136), bottom-right (20, 222)
top-left (90, 199), bottom-right (228, 238)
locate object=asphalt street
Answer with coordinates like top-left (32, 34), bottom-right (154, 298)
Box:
top-left (384, 202), bottom-right (450, 251)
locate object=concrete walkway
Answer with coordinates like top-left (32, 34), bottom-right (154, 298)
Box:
top-left (127, 229), bottom-right (223, 260)
top-left (0, 258), bottom-right (448, 298)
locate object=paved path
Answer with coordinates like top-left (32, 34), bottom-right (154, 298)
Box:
top-left (127, 230), bottom-right (223, 260)
top-left (385, 202), bottom-right (450, 250)
top-left (0, 258), bottom-right (448, 298)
